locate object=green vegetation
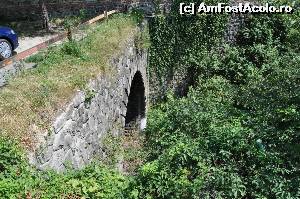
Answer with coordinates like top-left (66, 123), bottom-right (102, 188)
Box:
top-left (0, 154), bottom-right (129, 198)
top-left (0, 129), bottom-right (141, 198)
top-left (1, 0), bottom-right (300, 198)
top-left (135, 0), bottom-right (300, 198)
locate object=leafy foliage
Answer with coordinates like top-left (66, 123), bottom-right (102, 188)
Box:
top-left (0, 161), bottom-right (130, 198)
top-left (131, 0), bottom-right (300, 198)
top-left (148, 0), bottom-right (230, 78)
top-left (61, 41), bottom-right (83, 58)
top-left (0, 137), bottom-right (25, 174)
top-left (135, 65), bottom-right (300, 198)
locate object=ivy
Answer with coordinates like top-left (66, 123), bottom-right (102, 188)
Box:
top-left (149, 0), bottom-right (230, 80)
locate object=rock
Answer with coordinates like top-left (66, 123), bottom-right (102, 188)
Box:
top-left (64, 149), bottom-right (73, 163)
top-left (73, 92), bottom-right (85, 108)
top-left (81, 148), bottom-right (91, 164)
top-left (53, 132), bottom-right (64, 151)
top-left (60, 119), bottom-right (76, 135)
top-left (72, 151), bottom-right (85, 169)
top-left (50, 149), bottom-right (65, 170)
top-left (71, 109), bottom-right (79, 121)
top-left (71, 137), bottom-right (86, 152)
top-left (88, 116), bottom-right (97, 132)
top-left (64, 133), bottom-right (73, 147)
top-left (53, 112), bottom-right (67, 132)
top-left (78, 103), bottom-right (85, 116)
top-left (42, 145), bottom-right (54, 162)
top-left (57, 164), bottom-right (66, 173)
top-left (39, 161), bottom-right (51, 171)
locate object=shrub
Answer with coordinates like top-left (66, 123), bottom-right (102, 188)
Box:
top-left (61, 41), bottom-right (83, 58)
top-left (133, 72), bottom-right (300, 198)
top-left (0, 136), bottom-right (25, 174)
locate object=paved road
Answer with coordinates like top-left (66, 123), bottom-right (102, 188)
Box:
top-left (16, 34), bottom-right (58, 54)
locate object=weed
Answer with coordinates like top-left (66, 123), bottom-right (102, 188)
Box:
top-left (61, 41), bottom-right (83, 58)
top-left (26, 52), bottom-right (46, 63)
top-left (101, 132), bottom-right (123, 166)
top-left (0, 136), bottom-right (25, 173)
top-left (84, 88), bottom-right (96, 104)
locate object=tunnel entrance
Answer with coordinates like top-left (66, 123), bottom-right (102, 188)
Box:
top-left (125, 71), bottom-right (146, 130)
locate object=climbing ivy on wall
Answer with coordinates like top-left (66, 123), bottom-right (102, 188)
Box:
top-left (148, 0), bottom-right (230, 79)
top-left (148, 0), bottom-right (300, 87)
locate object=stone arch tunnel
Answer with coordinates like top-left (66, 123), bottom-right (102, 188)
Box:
top-left (32, 38), bottom-right (148, 171)
top-left (125, 71), bottom-right (146, 129)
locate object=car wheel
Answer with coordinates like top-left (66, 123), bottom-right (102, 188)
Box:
top-left (0, 39), bottom-right (12, 61)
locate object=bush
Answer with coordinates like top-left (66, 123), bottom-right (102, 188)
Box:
top-left (0, 136), bottom-right (25, 174)
top-left (135, 7), bottom-right (300, 194)
top-left (61, 41), bottom-right (83, 58)
top-left (133, 71), bottom-right (300, 198)
top-left (0, 158), bottom-right (130, 198)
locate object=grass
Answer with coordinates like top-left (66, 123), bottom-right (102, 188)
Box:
top-left (0, 14), bottom-right (137, 150)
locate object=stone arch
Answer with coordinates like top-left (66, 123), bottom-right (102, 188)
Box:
top-left (32, 38), bottom-right (148, 171)
top-left (125, 71), bottom-right (146, 130)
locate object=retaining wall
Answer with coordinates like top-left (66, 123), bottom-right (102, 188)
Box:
top-left (0, 1), bottom-right (119, 21)
top-left (0, 0), bottom-right (154, 21)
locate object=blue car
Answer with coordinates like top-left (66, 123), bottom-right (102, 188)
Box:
top-left (0, 27), bottom-right (19, 60)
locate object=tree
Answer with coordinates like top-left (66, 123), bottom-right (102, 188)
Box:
top-left (39, 0), bottom-right (52, 32)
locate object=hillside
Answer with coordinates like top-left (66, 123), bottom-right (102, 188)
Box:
top-left (0, 14), bottom-right (137, 149)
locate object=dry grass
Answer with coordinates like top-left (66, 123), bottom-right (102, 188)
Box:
top-left (0, 14), bottom-right (137, 149)
top-left (122, 128), bottom-right (147, 175)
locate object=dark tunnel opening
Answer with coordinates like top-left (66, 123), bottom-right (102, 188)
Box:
top-left (125, 71), bottom-right (146, 129)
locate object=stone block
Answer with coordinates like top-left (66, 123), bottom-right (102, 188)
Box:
top-left (71, 109), bottom-right (80, 121)
top-left (50, 148), bottom-right (65, 170)
top-left (53, 132), bottom-right (64, 151)
top-left (72, 151), bottom-right (85, 169)
top-left (53, 112), bottom-right (67, 132)
top-left (72, 91), bottom-right (85, 108)
top-left (60, 120), bottom-right (76, 135)
top-left (39, 161), bottom-right (51, 171)
top-left (64, 133), bottom-right (73, 147)
top-left (64, 149), bottom-right (73, 163)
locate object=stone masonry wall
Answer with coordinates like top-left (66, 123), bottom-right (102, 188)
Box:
top-left (30, 36), bottom-right (148, 172)
top-left (0, 1), bottom-right (119, 21)
top-left (0, 0), bottom-right (155, 21)
top-left (224, 0), bottom-right (249, 43)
